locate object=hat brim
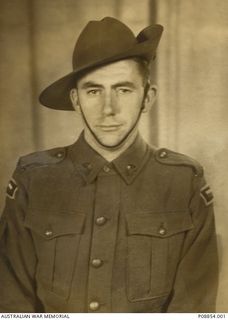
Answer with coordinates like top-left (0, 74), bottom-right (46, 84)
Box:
top-left (39, 37), bottom-right (160, 110)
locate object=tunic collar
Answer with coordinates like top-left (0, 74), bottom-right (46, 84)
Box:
top-left (68, 131), bottom-right (152, 185)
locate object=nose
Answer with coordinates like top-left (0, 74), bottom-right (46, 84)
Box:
top-left (102, 91), bottom-right (117, 116)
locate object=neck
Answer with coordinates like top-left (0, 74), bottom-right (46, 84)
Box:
top-left (84, 129), bottom-right (138, 162)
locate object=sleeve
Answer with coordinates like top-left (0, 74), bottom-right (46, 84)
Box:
top-left (167, 173), bottom-right (219, 312)
top-left (0, 163), bottom-right (44, 312)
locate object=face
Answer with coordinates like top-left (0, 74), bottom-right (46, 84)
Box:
top-left (70, 59), bottom-right (156, 148)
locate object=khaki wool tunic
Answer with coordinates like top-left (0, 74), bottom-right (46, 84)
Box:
top-left (0, 133), bottom-right (218, 312)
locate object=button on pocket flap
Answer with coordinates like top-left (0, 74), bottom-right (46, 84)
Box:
top-left (125, 212), bottom-right (193, 238)
top-left (24, 211), bottom-right (86, 239)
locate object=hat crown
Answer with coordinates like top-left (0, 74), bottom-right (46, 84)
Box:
top-left (40, 17), bottom-right (163, 110)
top-left (72, 17), bottom-right (137, 70)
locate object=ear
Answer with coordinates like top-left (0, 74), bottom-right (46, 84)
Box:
top-left (70, 88), bottom-right (81, 113)
top-left (142, 84), bottom-right (158, 113)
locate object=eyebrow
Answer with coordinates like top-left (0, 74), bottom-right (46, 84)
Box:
top-left (112, 81), bottom-right (136, 89)
top-left (80, 81), bottom-right (136, 89)
top-left (80, 81), bottom-right (103, 89)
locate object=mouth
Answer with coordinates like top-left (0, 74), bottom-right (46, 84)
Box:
top-left (97, 124), bottom-right (123, 132)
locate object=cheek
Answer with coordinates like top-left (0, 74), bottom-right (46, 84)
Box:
top-left (79, 97), bottom-right (100, 120)
top-left (82, 108), bottom-right (97, 124)
top-left (120, 97), bottom-right (143, 117)
top-left (118, 93), bottom-right (143, 106)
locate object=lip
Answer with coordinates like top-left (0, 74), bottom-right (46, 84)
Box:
top-left (97, 124), bottom-right (123, 132)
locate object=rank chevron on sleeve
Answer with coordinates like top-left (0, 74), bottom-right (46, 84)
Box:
top-left (6, 178), bottom-right (18, 199)
top-left (200, 184), bottom-right (214, 206)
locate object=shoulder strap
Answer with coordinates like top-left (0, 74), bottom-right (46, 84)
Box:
top-left (154, 148), bottom-right (203, 177)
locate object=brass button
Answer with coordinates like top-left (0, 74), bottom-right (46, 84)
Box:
top-left (159, 150), bottom-right (168, 158)
top-left (158, 227), bottom-right (167, 236)
top-left (91, 258), bottom-right (103, 268)
top-left (44, 230), bottom-right (53, 237)
top-left (95, 216), bottom-right (107, 226)
top-left (103, 165), bottom-right (111, 173)
top-left (89, 301), bottom-right (100, 311)
top-left (83, 162), bottom-right (93, 170)
top-left (56, 151), bottom-right (64, 158)
top-left (126, 164), bottom-right (136, 170)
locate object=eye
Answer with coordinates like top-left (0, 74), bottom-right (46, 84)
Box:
top-left (87, 89), bottom-right (101, 95)
top-left (117, 88), bottom-right (133, 94)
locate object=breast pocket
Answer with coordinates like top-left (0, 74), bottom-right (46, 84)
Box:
top-left (125, 211), bottom-right (193, 302)
top-left (24, 210), bottom-right (86, 299)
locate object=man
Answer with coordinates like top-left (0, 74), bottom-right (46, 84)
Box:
top-left (0, 17), bottom-right (218, 312)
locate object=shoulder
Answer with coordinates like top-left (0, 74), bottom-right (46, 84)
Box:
top-left (17, 146), bottom-right (67, 171)
top-left (6, 146), bottom-right (68, 199)
top-left (153, 147), bottom-right (204, 177)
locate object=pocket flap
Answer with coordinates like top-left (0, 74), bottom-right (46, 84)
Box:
top-left (125, 211), bottom-right (193, 238)
top-left (24, 210), bottom-right (86, 239)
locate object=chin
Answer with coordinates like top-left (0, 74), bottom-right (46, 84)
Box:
top-left (95, 133), bottom-right (126, 148)
top-left (97, 138), bottom-right (123, 148)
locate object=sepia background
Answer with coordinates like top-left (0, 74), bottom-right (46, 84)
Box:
top-left (0, 0), bottom-right (227, 312)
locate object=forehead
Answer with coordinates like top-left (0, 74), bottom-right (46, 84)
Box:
top-left (77, 59), bottom-right (143, 86)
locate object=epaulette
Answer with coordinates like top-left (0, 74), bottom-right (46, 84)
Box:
top-left (17, 147), bottom-right (66, 170)
top-left (154, 148), bottom-right (203, 177)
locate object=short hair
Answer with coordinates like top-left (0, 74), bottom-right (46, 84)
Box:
top-left (75, 56), bottom-right (151, 88)
top-left (131, 57), bottom-right (151, 87)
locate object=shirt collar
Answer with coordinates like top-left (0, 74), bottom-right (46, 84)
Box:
top-left (68, 132), bottom-right (151, 185)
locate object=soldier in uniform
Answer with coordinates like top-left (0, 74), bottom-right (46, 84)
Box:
top-left (0, 17), bottom-right (218, 312)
